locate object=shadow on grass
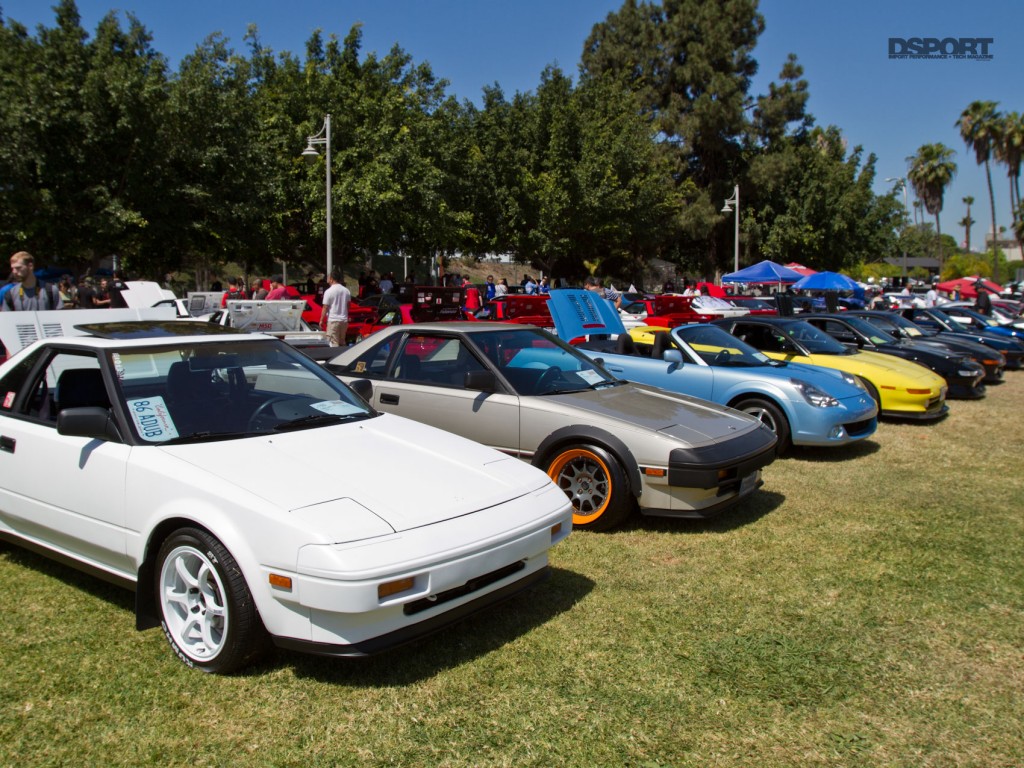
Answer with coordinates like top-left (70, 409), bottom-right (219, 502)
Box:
top-left (0, 542), bottom-right (593, 684)
top-left (785, 438), bottom-right (882, 463)
top-left (617, 489), bottom-right (787, 536)
top-left (278, 566), bottom-right (594, 685)
top-left (0, 543), bottom-right (135, 613)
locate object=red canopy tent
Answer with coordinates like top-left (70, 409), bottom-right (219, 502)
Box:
top-left (936, 276), bottom-right (1003, 298)
top-left (783, 262), bottom-right (817, 277)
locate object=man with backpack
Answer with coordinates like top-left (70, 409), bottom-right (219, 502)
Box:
top-left (3, 251), bottom-right (63, 311)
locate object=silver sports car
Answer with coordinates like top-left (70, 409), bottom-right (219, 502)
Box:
top-left (325, 322), bottom-right (777, 531)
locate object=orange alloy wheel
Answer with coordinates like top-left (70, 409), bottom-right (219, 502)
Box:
top-left (546, 445), bottom-right (629, 531)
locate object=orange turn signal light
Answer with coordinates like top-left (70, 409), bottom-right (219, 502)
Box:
top-left (907, 388), bottom-right (932, 395)
top-left (378, 577), bottom-right (415, 600)
top-left (644, 467), bottom-right (666, 477)
top-left (269, 573), bottom-right (292, 590)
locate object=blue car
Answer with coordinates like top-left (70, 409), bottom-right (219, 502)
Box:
top-left (547, 290), bottom-right (878, 454)
top-left (938, 305), bottom-right (1024, 341)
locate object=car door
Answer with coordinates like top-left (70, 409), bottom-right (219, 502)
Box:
top-left (0, 348), bottom-right (132, 577)
top-left (370, 332), bottom-right (523, 457)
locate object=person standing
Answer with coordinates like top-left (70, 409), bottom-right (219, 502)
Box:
top-left (108, 270), bottom-right (130, 308)
top-left (975, 285), bottom-right (992, 315)
top-left (250, 279), bottom-right (268, 300)
top-left (3, 251), bottom-right (63, 311)
top-left (583, 275), bottom-right (622, 309)
top-left (319, 268), bottom-right (352, 347)
top-left (485, 275), bottom-right (496, 301)
top-left (462, 276), bottom-right (482, 314)
top-left (265, 274), bottom-right (288, 300)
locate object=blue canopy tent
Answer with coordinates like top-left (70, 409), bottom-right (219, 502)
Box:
top-left (722, 260), bottom-right (803, 284)
top-left (792, 271), bottom-right (859, 292)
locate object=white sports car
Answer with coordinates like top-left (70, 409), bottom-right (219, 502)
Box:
top-left (0, 320), bottom-right (572, 673)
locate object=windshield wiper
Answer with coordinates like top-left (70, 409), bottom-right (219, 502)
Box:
top-left (273, 413), bottom-right (366, 431)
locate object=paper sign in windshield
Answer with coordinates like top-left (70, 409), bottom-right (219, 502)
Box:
top-left (310, 399), bottom-right (365, 416)
top-left (127, 396), bottom-right (180, 442)
top-left (578, 370), bottom-right (605, 385)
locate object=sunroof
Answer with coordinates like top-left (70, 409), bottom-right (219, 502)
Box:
top-left (74, 320), bottom-right (244, 339)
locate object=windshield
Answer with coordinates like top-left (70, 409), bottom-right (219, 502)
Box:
top-left (471, 327), bottom-right (621, 395)
top-left (109, 339), bottom-right (373, 443)
top-left (676, 325), bottom-right (774, 366)
top-left (691, 296), bottom-right (732, 310)
top-left (925, 309), bottom-right (969, 332)
top-left (956, 309), bottom-right (998, 327)
top-left (780, 321), bottom-right (850, 354)
top-left (862, 314), bottom-right (922, 337)
top-left (840, 316), bottom-right (899, 345)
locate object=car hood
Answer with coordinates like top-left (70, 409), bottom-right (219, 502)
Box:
top-left (156, 415), bottom-right (551, 532)
top-left (545, 381), bottom-right (765, 445)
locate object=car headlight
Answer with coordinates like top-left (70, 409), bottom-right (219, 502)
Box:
top-left (839, 371), bottom-right (866, 390)
top-left (791, 378), bottom-right (839, 408)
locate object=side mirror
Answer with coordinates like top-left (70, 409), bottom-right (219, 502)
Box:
top-left (57, 407), bottom-right (122, 442)
top-left (663, 350), bottom-right (684, 366)
top-left (464, 369), bottom-right (497, 393)
top-left (348, 378), bottom-right (373, 402)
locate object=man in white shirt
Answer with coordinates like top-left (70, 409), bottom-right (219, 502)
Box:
top-left (319, 268), bottom-right (352, 347)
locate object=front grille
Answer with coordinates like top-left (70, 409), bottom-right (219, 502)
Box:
top-left (403, 561), bottom-right (526, 616)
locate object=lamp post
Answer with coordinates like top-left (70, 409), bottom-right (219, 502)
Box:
top-left (886, 176), bottom-right (909, 277)
top-left (302, 114), bottom-right (332, 279)
top-left (721, 185), bottom-right (740, 273)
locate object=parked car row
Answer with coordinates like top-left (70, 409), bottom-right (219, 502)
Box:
top-left (2, 288), bottom-right (1020, 676)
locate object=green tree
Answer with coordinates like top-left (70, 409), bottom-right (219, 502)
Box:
top-left (993, 110), bottom-right (1023, 255)
top-left (956, 100), bottom-right (1001, 280)
top-left (907, 143), bottom-right (956, 271)
top-left (581, 0), bottom-right (764, 274)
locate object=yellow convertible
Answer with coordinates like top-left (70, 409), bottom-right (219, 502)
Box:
top-left (709, 317), bottom-right (948, 420)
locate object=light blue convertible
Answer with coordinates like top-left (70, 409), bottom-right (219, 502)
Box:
top-left (548, 290), bottom-right (878, 453)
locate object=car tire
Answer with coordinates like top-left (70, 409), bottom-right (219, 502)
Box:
top-left (156, 527), bottom-right (269, 674)
top-left (546, 444), bottom-right (631, 532)
top-left (734, 397), bottom-right (790, 455)
top-left (861, 379), bottom-right (882, 413)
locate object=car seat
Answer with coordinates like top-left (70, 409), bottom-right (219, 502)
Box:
top-left (55, 368), bottom-right (109, 412)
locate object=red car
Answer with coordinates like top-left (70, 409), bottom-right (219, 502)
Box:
top-left (629, 295), bottom-right (720, 327)
top-left (347, 286), bottom-right (469, 342)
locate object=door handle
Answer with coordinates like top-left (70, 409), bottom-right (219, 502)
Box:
top-left (380, 393), bottom-right (399, 405)
top-left (0, 435), bottom-right (14, 454)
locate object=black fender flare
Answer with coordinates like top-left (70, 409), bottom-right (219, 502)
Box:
top-left (532, 425), bottom-right (642, 498)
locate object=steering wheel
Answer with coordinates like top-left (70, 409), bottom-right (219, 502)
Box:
top-left (247, 396), bottom-right (295, 431)
top-left (536, 367), bottom-right (562, 393)
top-left (713, 350), bottom-right (732, 365)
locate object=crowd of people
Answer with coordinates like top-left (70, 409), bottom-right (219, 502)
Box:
top-left (1, 251), bottom-right (134, 311)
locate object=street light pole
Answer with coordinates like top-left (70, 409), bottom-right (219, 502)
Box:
top-left (886, 176), bottom-right (909, 277)
top-left (721, 185), bottom-right (740, 273)
top-left (302, 114), bottom-right (332, 279)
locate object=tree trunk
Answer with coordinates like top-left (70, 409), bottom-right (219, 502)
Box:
top-left (934, 212), bottom-right (944, 273)
top-left (985, 159), bottom-right (999, 282)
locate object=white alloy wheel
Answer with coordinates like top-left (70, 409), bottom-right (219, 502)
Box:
top-left (159, 544), bottom-right (229, 663)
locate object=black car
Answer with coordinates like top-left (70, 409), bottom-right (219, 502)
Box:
top-left (800, 313), bottom-right (986, 399)
top-left (903, 307), bottom-right (1024, 370)
top-left (846, 310), bottom-right (1006, 384)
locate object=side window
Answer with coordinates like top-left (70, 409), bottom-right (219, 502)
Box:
top-left (7, 350), bottom-right (104, 424)
top-left (395, 335), bottom-right (485, 388)
top-left (341, 338), bottom-right (395, 378)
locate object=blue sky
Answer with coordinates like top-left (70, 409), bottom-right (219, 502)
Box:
top-left (3, 0), bottom-right (1022, 251)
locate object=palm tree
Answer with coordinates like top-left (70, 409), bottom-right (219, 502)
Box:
top-left (962, 195), bottom-right (975, 251)
top-left (957, 100), bottom-right (1001, 280)
top-left (993, 111), bottom-right (1023, 254)
top-left (907, 144), bottom-right (957, 271)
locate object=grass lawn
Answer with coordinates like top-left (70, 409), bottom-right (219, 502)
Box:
top-left (2, 372), bottom-right (1022, 767)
